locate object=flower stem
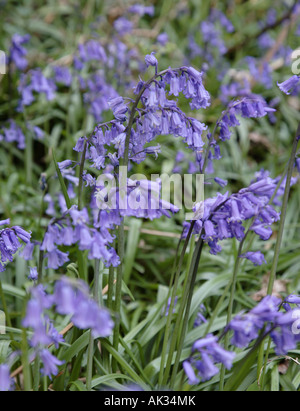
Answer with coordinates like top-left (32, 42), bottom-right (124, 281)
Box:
top-left (169, 238), bottom-right (204, 389)
top-left (158, 222), bottom-right (195, 386)
top-left (162, 237), bottom-right (204, 386)
top-left (86, 259), bottom-right (100, 391)
top-left (260, 123), bottom-right (300, 390)
top-left (112, 222), bottom-right (125, 372)
top-left (78, 141), bottom-right (88, 211)
top-left (219, 239), bottom-right (245, 390)
top-left (267, 125), bottom-right (300, 294)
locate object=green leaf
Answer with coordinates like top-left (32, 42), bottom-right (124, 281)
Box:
top-left (91, 374), bottom-right (135, 389)
top-left (69, 380), bottom-right (88, 391)
top-left (60, 331), bottom-right (89, 363)
top-left (271, 366), bottom-right (279, 392)
top-left (101, 339), bottom-right (147, 388)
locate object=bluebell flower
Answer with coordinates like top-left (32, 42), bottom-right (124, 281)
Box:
top-left (278, 76), bottom-right (300, 95)
top-left (9, 34), bottom-right (30, 70)
top-left (79, 40), bottom-right (107, 63)
top-left (145, 52), bottom-right (158, 71)
top-left (128, 4), bottom-right (155, 16)
top-left (28, 267), bottom-right (38, 282)
top-left (0, 120), bottom-right (26, 149)
top-left (108, 97), bottom-right (128, 121)
top-left (0, 221), bottom-right (31, 271)
top-left (114, 17), bottom-right (133, 35)
top-left (285, 295), bottom-right (300, 305)
top-left (157, 33), bottom-right (169, 46)
top-left (184, 334), bottom-right (235, 384)
top-left (241, 251), bottom-right (267, 266)
top-left (40, 349), bottom-right (64, 379)
top-left (53, 66), bottom-right (72, 87)
top-left (0, 364), bottom-right (14, 392)
top-left (214, 177), bottom-right (228, 188)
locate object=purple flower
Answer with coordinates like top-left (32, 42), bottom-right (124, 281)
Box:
top-left (285, 295), bottom-right (300, 305)
top-left (20, 241), bottom-right (35, 261)
top-left (0, 364), bottom-right (14, 392)
top-left (46, 249), bottom-right (69, 270)
top-left (108, 97), bottom-right (128, 121)
top-left (145, 52), bottom-right (158, 72)
top-left (157, 33), bottom-right (169, 46)
top-left (214, 177), bottom-right (228, 188)
top-left (79, 40), bottom-right (107, 63)
top-left (73, 137), bottom-right (86, 152)
top-left (53, 66), bottom-right (72, 86)
top-left (184, 334), bottom-right (235, 384)
top-left (40, 349), bottom-right (64, 379)
top-left (114, 17), bottom-right (133, 35)
top-left (0, 120), bottom-right (26, 149)
top-left (9, 34), bottom-right (30, 70)
top-left (128, 4), bottom-right (155, 16)
top-left (53, 277), bottom-right (114, 337)
top-left (0, 222), bottom-right (31, 271)
top-left (278, 76), bottom-right (300, 95)
top-left (241, 251), bottom-right (267, 266)
top-left (183, 361), bottom-right (199, 385)
top-left (28, 267), bottom-right (38, 282)
top-left (18, 69), bottom-right (56, 107)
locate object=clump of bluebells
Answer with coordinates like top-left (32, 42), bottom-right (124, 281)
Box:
top-left (0, 219), bottom-right (31, 272)
top-left (184, 295), bottom-right (300, 384)
top-left (21, 277), bottom-right (113, 380)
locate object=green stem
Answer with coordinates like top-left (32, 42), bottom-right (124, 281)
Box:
top-left (25, 132), bottom-right (33, 187)
top-left (107, 266), bottom-right (115, 311)
top-left (78, 141), bottom-right (88, 211)
top-left (169, 239), bottom-right (204, 389)
top-left (162, 238), bottom-right (204, 386)
top-left (22, 327), bottom-right (32, 391)
top-left (219, 239), bottom-right (245, 390)
top-left (112, 223), bottom-right (125, 372)
top-left (158, 223), bottom-right (195, 386)
top-left (33, 356), bottom-right (40, 392)
top-left (267, 126), bottom-right (300, 294)
top-left (260, 124), bottom-right (300, 389)
top-left (86, 259), bottom-right (101, 391)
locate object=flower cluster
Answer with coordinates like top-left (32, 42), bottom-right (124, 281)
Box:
top-left (228, 296), bottom-right (300, 355)
top-left (0, 120), bottom-right (26, 150)
top-left (183, 334), bottom-right (235, 384)
top-left (22, 277), bottom-right (114, 379)
top-left (9, 34), bottom-right (30, 71)
top-left (73, 63), bottom-right (211, 179)
top-left (38, 206), bottom-right (120, 270)
top-left (0, 219), bottom-right (31, 272)
top-left (18, 69), bottom-right (57, 109)
top-left (184, 295), bottom-right (300, 385)
top-left (184, 172), bottom-right (285, 262)
top-left (188, 8), bottom-right (234, 66)
top-left (217, 97), bottom-right (276, 143)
